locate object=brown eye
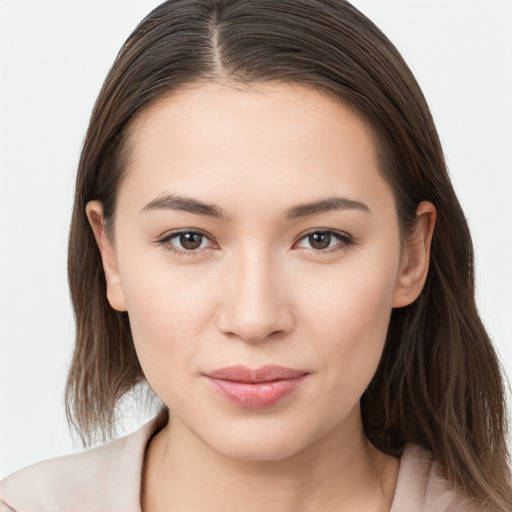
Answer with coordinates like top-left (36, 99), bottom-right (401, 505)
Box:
top-left (158, 230), bottom-right (213, 254)
top-left (178, 232), bottom-right (204, 250)
top-left (308, 232), bottom-right (332, 250)
top-left (295, 230), bottom-right (353, 253)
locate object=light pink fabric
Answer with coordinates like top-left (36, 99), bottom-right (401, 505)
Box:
top-left (0, 414), bottom-right (475, 512)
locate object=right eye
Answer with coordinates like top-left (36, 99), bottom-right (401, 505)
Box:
top-left (157, 230), bottom-right (216, 255)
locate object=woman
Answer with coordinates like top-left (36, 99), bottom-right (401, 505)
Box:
top-left (1, 0), bottom-right (510, 510)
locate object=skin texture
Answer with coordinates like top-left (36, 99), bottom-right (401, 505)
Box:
top-left (87, 82), bottom-right (436, 511)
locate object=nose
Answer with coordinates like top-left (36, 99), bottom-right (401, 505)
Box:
top-left (216, 247), bottom-right (294, 344)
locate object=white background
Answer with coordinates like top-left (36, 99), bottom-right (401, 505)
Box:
top-left (1, 0), bottom-right (511, 479)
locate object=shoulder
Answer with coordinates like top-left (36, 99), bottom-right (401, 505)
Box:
top-left (391, 444), bottom-right (478, 512)
top-left (0, 413), bottom-right (166, 512)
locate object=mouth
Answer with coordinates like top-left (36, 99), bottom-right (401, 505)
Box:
top-left (203, 365), bottom-right (309, 409)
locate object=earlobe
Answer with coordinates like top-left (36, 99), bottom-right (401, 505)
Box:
top-left (392, 201), bottom-right (437, 308)
top-left (86, 201), bottom-right (128, 312)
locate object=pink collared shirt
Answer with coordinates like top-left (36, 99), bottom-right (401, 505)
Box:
top-left (0, 413), bottom-right (475, 512)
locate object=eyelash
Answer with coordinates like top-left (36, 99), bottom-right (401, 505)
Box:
top-left (155, 229), bottom-right (355, 257)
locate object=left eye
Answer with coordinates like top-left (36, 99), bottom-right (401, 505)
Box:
top-left (295, 231), bottom-right (350, 251)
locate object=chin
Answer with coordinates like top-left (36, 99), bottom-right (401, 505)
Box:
top-left (218, 439), bottom-right (304, 462)
top-left (198, 424), bottom-right (315, 462)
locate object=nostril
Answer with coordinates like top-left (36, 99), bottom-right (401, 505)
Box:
top-left (234, 325), bottom-right (278, 344)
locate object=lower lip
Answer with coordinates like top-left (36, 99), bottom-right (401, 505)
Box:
top-left (206, 376), bottom-right (307, 409)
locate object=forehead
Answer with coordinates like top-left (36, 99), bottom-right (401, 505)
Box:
top-left (118, 82), bottom-right (392, 217)
top-left (127, 81), bottom-right (370, 156)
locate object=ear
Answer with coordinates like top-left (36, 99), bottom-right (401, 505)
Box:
top-left (392, 201), bottom-right (437, 308)
top-left (86, 201), bottom-right (127, 312)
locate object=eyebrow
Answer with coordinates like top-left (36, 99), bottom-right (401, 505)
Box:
top-left (141, 194), bottom-right (225, 218)
top-left (285, 197), bottom-right (371, 219)
top-left (140, 194), bottom-right (370, 219)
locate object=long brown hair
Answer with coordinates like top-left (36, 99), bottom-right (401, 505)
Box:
top-left (66, 0), bottom-right (511, 508)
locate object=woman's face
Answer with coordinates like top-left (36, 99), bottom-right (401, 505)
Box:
top-left (90, 82), bottom-right (430, 461)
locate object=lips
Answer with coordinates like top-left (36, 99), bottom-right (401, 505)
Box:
top-left (204, 365), bottom-right (308, 409)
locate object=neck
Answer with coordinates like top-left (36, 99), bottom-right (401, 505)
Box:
top-left (142, 406), bottom-right (399, 512)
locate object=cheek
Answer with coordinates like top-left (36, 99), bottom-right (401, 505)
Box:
top-left (299, 250), bottom-right (399, 401)
top-left (117, 255), bottom-right (222, 393)
top-left (126, 272), bottom-right (205, 337)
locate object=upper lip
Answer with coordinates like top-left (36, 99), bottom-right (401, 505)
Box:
top-left (205, 365), bottom-right (308, 383)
